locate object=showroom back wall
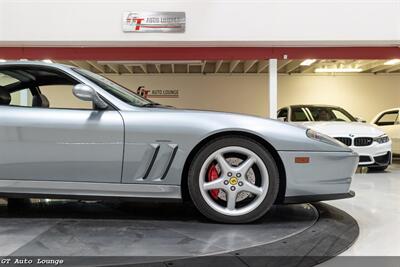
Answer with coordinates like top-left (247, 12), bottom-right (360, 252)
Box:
top-left (105, 74), bottom-right (400, 121)
top-left (106, 74), bottom-right (269, 117)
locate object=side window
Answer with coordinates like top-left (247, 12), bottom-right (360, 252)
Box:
top-left (0, 73), bottom-right (19, 87)
top-left (39, 85), bottom-right (93, 110)
top-left (331, 109), bottom-right (351, 122)
top-left (10, 89), bottom-right (33, 107)
top-left (375, 111), bottom-right (399, 126)
top-left (291, 107), bottom-right (310, 122)
top-left (0, 67), bottom-right (95, 110)
top-left (0, 73), bottom-right (33, 108)
top-left (277, 108), bottom-right (288, 121)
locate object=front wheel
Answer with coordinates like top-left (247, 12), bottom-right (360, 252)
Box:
top-left (188, 136), bottom-right (279, 223)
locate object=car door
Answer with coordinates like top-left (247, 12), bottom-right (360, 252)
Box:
top-left (374, 110), bottom-right (400, 154)
top-left (0, 69), bottom-right (124, 184)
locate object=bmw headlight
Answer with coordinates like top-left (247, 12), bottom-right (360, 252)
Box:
top-left (306, 129), bottom-right (345, 147)
top-left (373, 134), bottom-right (390, 144)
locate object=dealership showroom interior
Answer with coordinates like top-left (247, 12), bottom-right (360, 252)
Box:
top-left (0, 0), bottom-right (400, 266)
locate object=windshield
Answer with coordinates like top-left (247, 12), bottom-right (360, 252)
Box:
top-left (73, 68), bottom-right (152, 107)
top-left (291, 106), bottom-right (356, 122)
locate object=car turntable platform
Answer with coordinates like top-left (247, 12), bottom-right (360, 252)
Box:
top-left (0, 200), bottom-right (358, 267)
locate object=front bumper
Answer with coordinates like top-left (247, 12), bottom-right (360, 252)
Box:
top-left (284, 190), bottom-right (355, 204)
top-left (278, 150), bottom-right (358, 201)
top-left (359, 151), bottom-right (392, 167)
top-left (345, 140), bottom-right (391, 167)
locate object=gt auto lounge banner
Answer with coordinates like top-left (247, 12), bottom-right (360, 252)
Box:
top-left (122, 12), bottom-right (186, 33)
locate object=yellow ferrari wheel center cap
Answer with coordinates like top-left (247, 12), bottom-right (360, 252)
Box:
top-left (229, 177), bottom-right (238, 185)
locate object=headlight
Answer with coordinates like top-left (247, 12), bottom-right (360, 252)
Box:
top-left (373, 134), bottom-right (390, 144)
top-left (306, 129), bottom-right (346, 147)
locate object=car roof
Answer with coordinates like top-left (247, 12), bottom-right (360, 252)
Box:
top-left (284, 104), bottom-right (345, 109)
top-left (378, 107), bottom-right (400, 112)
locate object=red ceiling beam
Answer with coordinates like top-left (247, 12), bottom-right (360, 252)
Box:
top-left (0, 47), bottom-right (399, 60)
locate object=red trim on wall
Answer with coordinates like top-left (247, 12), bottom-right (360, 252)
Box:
top-left (0, 47), bottom-right (399, 60)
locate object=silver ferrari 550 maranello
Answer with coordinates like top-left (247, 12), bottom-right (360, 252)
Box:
top-left (0, 62), bottom-right (358, 223)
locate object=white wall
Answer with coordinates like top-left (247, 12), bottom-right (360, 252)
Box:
top-left (105, 73), bottom-right (400, 121)
top-left (0, 0), bottom-right (399, 46)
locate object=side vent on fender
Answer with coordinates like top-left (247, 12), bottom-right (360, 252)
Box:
top-left (142, 144), bottom-right (160, 180)
top-left (160, 144), bottom-right (178, 180)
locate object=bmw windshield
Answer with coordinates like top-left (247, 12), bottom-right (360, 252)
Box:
top-left (291, 106), bottom-right (356, 122)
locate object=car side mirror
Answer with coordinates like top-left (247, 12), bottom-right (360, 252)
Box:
top-left (277, 117), bottom-right (287, 122)
top-left (73, 84), bottom-right (108, 109)
top-left (355, 117), bottom-right (366, 123)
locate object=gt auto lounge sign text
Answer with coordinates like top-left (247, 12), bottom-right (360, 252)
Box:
top-left (149, 89), bottom-right (179, 98)
top-left (137, 86), bottom-right (180, 98)
top-left (123, 12), bottom-right (185, 33)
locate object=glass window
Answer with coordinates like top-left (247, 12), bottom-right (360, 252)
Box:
top-left (277, 108), bottom-right (288, 121)
top-left (10, 89), bottom-right (33, 107)
top-left (331, 109), bottom-right (352, 122)
top-left (375, 111), bottom-right (399, 126)
top-left (39, 85), bottom-right (93, 110)
top-left (0, 67), bottom-right (95, 110)
top-left (291, 107), bottom-right (310, 122)
top-left (73, 68), bottom-right (152, 107)
top-left (0, 73), bottom-right (19, 87)
top-left (307, 106), bottom-right (356, 122)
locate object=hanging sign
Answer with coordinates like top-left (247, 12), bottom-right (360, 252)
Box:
top-left (123, 12), bottom-right (185, 33)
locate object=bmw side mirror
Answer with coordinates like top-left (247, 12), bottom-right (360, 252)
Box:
top-left (73, 84), bottom-right (108, 109)
top-left (277, 117), bottom-right (287, 122)
top-left (355, 117), bottom-right (366, 123)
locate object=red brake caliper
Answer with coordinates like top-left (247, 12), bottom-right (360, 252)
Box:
top-left (207, 164), bottom-right (220, 200)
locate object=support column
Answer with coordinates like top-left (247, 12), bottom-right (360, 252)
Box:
top-left (268, 58), bottom-right (278, 119)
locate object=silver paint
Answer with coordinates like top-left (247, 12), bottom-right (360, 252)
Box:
top-left (0, 62), bottom-right (357, 201)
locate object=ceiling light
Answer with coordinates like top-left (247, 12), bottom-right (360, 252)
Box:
top-left (0, 59), bottom-right (6, 62)
top-left (42, 59), bottom-right (53, 63)
top-left (300, 59), bottom-right (316, 66)
top-left (384, 59), bottom-right (400, 65)
top-left (314, 68), bottom-right (363, 73)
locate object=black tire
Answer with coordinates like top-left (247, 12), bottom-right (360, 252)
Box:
top-left (188, 136), bottom-right (280, 223)
top-left (368, 166), bottom-right (388, 172)
top-left (7, 198), bottom-right (31, 209)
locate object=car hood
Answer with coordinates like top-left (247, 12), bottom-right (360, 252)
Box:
top-left (120, 107), bottom-right (352, 152)
top-left (299, 121), bottom-right (384, 137)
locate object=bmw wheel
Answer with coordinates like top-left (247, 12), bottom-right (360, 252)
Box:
top-left (188, 136), bottom-right (280, 223)
top-left (368, 166), bottom-right (388, 172)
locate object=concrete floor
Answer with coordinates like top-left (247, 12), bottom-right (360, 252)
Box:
top-left (323, 159), bottom-right (400, 259)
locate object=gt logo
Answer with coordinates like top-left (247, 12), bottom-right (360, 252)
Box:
top-left (127, 17), bottom-right (144, 31)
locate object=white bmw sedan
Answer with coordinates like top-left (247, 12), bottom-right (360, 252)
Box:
top-left (278, 105), bottom-right (392, 171)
